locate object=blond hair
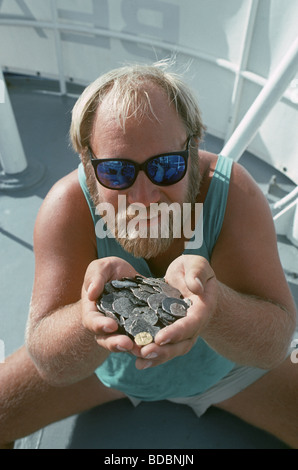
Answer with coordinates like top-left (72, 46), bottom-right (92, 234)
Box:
top-left (70, 61), bottom-right (205, 159)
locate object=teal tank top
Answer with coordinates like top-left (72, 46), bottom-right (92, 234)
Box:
top-left (78, 155), bottom-right (235, 400)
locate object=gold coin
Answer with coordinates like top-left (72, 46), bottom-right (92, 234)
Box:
top-left (134, 332), bottom-right (153, 346)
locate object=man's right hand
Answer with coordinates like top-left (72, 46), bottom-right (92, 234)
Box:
top-left (81, 257), bottom-right (141, 356)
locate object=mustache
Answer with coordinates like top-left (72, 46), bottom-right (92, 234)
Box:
top-left (114, 202), bottom-right (178, 240)
top-left (120, 202), bottom-right (177, 221)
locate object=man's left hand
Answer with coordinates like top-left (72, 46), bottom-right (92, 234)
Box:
top-left (134, 255), bottom-right (218, 369)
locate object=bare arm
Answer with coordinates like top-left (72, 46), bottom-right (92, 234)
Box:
top-left (27, 300), bottom-right (105, 385)
top-left (26, 173), bottom-right (138, 385)
top-left (202, 271), bottom-right (296, 368)
top-left (204, 162), bottom-right (297, 367)
top-left (134, 163), bottom-right (297, 370)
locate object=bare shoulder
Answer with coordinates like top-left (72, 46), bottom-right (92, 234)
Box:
top-left (35, 170), bottom-right (95, 245)
top-left (224, 161), bottom-right (276, 240)
top-left (197, 150), bottom-right (218, 202)
top-left (211, 160), bottom-right (296, 313)
top-left (32, 170), bottom-right (97, 315)
top-left (36, 170), bottom-right (88, 220)
top-left (214, 160), bottom-right (276, 262)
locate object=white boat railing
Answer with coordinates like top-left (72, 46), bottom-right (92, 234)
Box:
top-left (0, 67), bottom-right (28, 175)
top-left (221, 36), bottom-right (298, 163)
top-left (0, 67), bottom-right (46, 190)
top-left (220, 35), bottom-right (298, 246)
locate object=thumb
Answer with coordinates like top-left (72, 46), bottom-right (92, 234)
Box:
top-left (183, 255), bottom-right (215, 295)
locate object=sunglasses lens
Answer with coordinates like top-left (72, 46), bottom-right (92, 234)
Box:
top-left (93, 152), bottom-right (187, 189)
top-left (96, 161), bottom-right (135, 189)
top-left (147, 155), bottom-right (186, 185)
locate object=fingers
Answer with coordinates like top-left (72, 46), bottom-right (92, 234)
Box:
top-left (95, 330), bottom-right (139, 355)
top-left (133, 293), bottom-right (212, 370)
top-left (184, 271), bottom-right (204, 295)
top-left (185, 255), bottom-right (216, 294)
top-left (186, 256), bottom-right (216, 293)
top-left (82, 307), bottom-right (118, 335)
top-left (83, 257), bottom-right (138, 302)
top-left (80, 255), bottom-right (217, 369)
top-left (155, 297), bottom-right (209, 345)
top-left (81, 256), bottom-right (138, 332)
top-left (81, 256), bottom-right (140, 354)
top-left (132, 255), bottom-right (218, 370)
top-left (134, 337), bottom-right (196, 370)
top-left (82, 307), bottom-right (139, 355)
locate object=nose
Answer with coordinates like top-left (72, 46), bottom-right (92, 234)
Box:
top-left (127, 171), bottom-right (161, 206)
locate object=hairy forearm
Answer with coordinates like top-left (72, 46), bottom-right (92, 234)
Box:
top-left (202, 282), bottom-right (296, 369)
top-left (26, 301), bottom-right (109, 386)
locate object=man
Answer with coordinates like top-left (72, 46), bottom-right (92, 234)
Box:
top-left (0, 63), bottom-right (297, 449)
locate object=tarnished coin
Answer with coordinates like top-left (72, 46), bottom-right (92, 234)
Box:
top-left (162, 297), bottom-right (189, 315)
top-left (132, 306), bottom-right (158, 325)
top-left (156, 307), bottom-right (176, 326)
top-left (103, 310), bottom-right (119, 322)
top-left (125, 316), bottom-right (159, 338)
top-left (98, 294), bottom-right (117, 314)
top-left (158, 282), bottom-right (182, 299)
top-left (131, 287), bottom-right (152, 303)
top-left (119, 289), bottom-right (141, 304)
top-left (138, 284), bottom-right (157, 294)
top-left (123, 314), bottom-right (141, 335)
top-left (147, 293), bottom-right (167, 311)
top-left (103, 282), bottom-right (120, 295)
top-left (170, 302), bottom-right (188, 318)
top-left (142, 277), bottom-right (162, 287)
top-left (184, 298), bottom-right (193, 308)
top-left (111, 279), bottom-right (138, 289)
top-left (134, 331), bottom-right (153, 346)
top-left (112, 297), bottom-right (135, 317)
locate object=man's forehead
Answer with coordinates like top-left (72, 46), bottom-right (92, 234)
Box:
top-left (96, 81), bottom-right (173, 123)
top-left (91, 81), bottom-right (186, 153)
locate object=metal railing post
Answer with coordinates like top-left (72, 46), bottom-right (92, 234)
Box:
top-left (220, 36), bottom-right (298, 247)
top-left (0, 67), bottom-right (28, 174)
top-left (221, 35), bottom-right (298, 162)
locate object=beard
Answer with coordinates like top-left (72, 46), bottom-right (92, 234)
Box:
top-left (85, 152), bottom-right (201, 259)
top-left (112, 202), bottom-right (182, 259)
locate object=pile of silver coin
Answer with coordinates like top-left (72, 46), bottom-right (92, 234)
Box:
top-left (96, 276), bottom-right (191, 346)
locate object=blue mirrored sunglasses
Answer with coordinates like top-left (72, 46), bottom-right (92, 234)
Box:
top-left (89, 137), bottom-right (192, 190)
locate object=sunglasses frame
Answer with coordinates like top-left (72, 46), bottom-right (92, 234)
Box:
top-left (88, 137), bottom-right (192, 190)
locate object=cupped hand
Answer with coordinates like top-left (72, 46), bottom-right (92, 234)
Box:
top-left (81, 256), bottom-right (141, 356)
top-left (134, 255), bottom-right (218, 370)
